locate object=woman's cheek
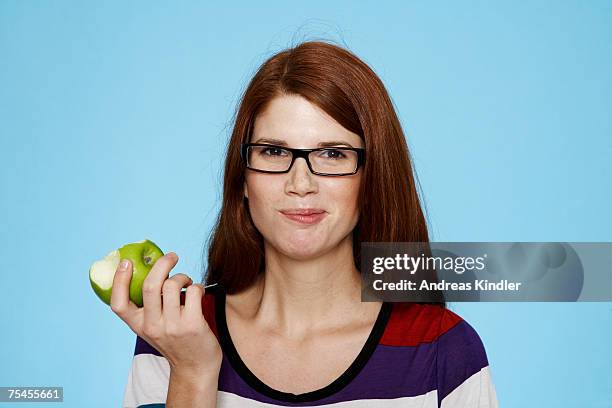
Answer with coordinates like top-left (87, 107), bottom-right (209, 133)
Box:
top-left (246, 194), bottom-right (266, 232)
top-left (250, 196), bottom-right (281, 239)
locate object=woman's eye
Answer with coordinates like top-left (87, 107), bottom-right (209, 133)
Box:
top-left (261, 147), bottom-right (286, 156)
top-left (320, 149), bottom-right (347, 159)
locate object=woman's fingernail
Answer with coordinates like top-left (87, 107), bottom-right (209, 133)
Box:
top-left (119, 259), bottom-right (130, 270)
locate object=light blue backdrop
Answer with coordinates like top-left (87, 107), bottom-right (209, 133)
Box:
top-left (1, 1), bottom-right (610, 407)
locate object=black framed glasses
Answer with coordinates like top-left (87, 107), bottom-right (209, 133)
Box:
top-left (240, 143), bottom-right (366, 176)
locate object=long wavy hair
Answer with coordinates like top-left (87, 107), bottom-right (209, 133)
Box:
top-left (204, 40), bottom-right (444, 307)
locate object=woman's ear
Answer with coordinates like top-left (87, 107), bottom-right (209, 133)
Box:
top-left (243, 182), bottom-right (248, 199)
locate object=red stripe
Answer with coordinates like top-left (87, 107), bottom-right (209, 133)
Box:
top-left (203, 292), bottom-right (219, 339)
top-left (380, 303), bottom-right (462, 346)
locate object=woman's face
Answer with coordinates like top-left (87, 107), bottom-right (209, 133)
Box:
top-left (244, 94), bottom-right (364, 260)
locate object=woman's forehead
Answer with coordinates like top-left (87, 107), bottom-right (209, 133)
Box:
top-left (251, 136), bottom-right (360, 149)
top-left (252, 96), bottom-right (363, 148)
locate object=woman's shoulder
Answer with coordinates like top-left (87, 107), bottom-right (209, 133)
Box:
top-left (381, 302), bottom-right (469, 346)
top-left (382, 303), bottom-right (496, 406)
top-left (381, 302), bottom-right (490, 378)
top-left (384, 302), bottom-right (489, 359)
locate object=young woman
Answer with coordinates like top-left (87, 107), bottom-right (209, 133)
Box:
top-left (113, 40), bottom-right (499, 407)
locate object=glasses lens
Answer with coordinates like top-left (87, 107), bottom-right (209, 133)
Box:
top-left (310, 148), bottom-right (358, 174)
top-left (248, 145), bottom-right (292, 171)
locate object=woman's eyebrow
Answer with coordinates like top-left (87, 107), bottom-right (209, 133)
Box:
top-left (318, 140), bottom-right (354, 148)
top-left (253, 137), bottom-right (354, 148)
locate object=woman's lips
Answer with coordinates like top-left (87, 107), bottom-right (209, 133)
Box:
top-left (280, 211), bottom-right (327, 225)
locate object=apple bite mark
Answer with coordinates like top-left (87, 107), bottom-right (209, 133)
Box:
top-left (89, 250), bottom-right (120, 290)
top-left (89, 239), bottom-right (165, 307)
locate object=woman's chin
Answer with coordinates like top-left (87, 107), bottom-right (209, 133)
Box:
top-left (279, 239), bottom-right (324, 260)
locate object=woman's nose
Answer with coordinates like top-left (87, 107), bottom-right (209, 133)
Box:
top-left (285, 157), bottom-right (317, 194)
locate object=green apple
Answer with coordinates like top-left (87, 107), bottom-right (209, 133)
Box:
top-left (89, 239), bottom-right (164, 307)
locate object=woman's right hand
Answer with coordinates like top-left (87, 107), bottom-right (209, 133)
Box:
top-left (109, 252), bottom-right (222, 378)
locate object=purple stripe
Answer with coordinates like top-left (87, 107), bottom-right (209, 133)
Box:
top-left (133, 321), bottom-right (490, 406)
top-left (134, 335), bottom-right (162, 357)
top-left (218, 342), bottom-right (438, 406)
top-left (436, 320), bottom-right (489, 404)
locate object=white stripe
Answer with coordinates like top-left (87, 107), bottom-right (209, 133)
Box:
top-left (121, 355), bottom-right (498, 407)
top-left (440, 366), bottom-right (499, 408)
top-left (216, 389), bottom-right (438, 407)
top-left (122, 354), bottom-right (170, 407)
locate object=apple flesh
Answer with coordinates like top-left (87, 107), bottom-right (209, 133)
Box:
top-left (89, 239), bottom-right (164, 307)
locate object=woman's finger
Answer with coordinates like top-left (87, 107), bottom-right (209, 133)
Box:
top-left (142, 252), bottom-right (179, 325)
top-left (183, 283), bottom-right (205, 323)
top-left (110, 259), bottom-right (140, 328)
top-left (161, 273), bottom-right (193, 324)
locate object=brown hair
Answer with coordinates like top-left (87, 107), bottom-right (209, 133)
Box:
top-left (204, 40), bottom-right (444, 307)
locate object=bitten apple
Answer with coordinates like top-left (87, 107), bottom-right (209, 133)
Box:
top-left (89, 239), bottom-right (164, 307)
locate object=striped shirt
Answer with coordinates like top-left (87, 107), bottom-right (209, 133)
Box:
top-left (122, 284), bottom-right (498, 407)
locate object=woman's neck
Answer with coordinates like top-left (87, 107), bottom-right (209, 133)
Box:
top-left (229, 236), bottom-right (376, 341)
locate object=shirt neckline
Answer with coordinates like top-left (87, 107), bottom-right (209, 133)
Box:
top-left (214, 283), bottom-right (393, 403)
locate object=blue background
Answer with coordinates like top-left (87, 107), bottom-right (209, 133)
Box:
top-left (1, 1), bottom-right (611, 407)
